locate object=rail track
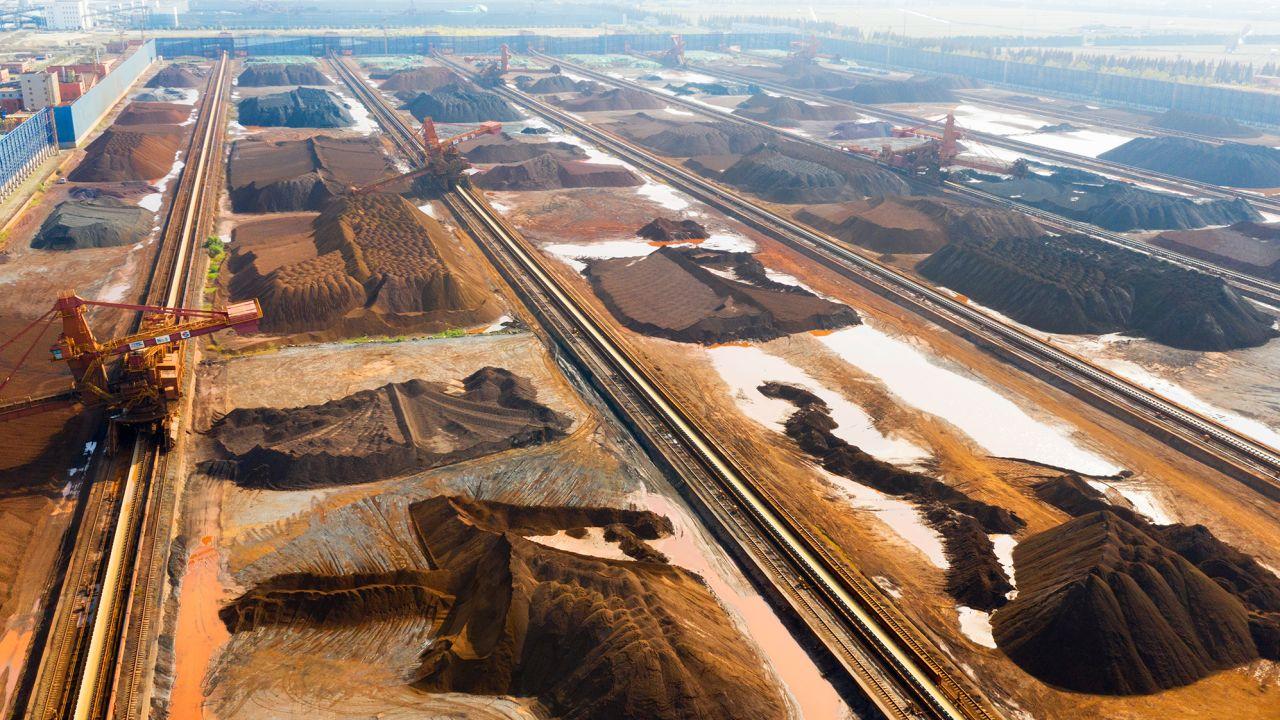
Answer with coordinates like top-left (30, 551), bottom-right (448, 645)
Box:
top-left (329, 51), bottom-right (1003, 720)
top-left (20, 52), bottom-right (230, 720)
top-left (466, 53), bottom-right (1280, 498)
top-left (552, 53), bottom-right (1280, 306)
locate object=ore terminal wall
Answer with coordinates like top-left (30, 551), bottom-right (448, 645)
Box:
top-left (151, 32), bottom-right (1280, 126)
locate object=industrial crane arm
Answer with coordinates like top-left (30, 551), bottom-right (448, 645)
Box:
top-left (55, 299), bottom-right (262, 361)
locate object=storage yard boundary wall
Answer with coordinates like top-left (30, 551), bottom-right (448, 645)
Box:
top-left (820, 37), bottom-right (1280, 127)
top-left (0, 107), bottom-right (56, 201)
top-left (52, 40), bottom-right (157, 147)
top-left (147, 31), bottom-right (1279, 127)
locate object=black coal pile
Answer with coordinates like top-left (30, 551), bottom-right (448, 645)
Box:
top-left (733, 92), bottom-right (850, 125)
top-left (759, 382), bottom-right (1022, 611)
top-left (824, 76), bottom-right (969, 104)
top-left (917, 231), bottom-right (1278, 350)
top-left (636, 217), bottom-right (708, 242)
top-left (992, 511), bottom-right (1259, 694)
top-left (237, 87), bottom-right (353, 128)
top-left (1100, 137), bottom-right (1280, 188)
top-left (31, 198), bottom-right (153, 250)
top-left (963, 166), bottom-right (1260, 231)
top-left (1151, 110), bottom-right (1259, 138)
top-left (401, 83), bottom-right (521, 123)
top-left (829, 120), bottom-right (895, 140)
top-left (712, 140), bottom-right (910, 203)
top-left (236, 62), bottom-right (332, 87)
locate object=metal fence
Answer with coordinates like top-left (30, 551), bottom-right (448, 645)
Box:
top-left (52, 40), bottom-right (157, 147)
top-left (0, 107), bottom-right (57, 201)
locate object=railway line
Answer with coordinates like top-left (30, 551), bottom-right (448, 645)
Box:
top-left (459, 52), bottom-right (1280, 499)
top-left (549, 52), bottom-right (1280, 306)
top-left (20, 52), bottom-right (230, 720)
top-left (329, 51), bottom-right (1002, 720)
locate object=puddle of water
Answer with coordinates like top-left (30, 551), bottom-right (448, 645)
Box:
top-left (817, 324), bottom-right (1122, 476)
top-left (636, 179), bottom-right (690, 211)
top-left (707, 343), bottom-right (929, 465)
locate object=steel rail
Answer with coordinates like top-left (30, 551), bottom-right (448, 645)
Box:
top-left (552, 53), bottom-right (1280, 305)
top-left (22, 52), bottom-right (230, 720)
top-left (482, 54), bottom-right (1280, 494)
top-left (331, 51), bottom-right (994, 720)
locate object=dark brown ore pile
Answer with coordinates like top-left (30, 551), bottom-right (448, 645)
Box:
top-left (917, 232), bottom-right (1277, 351)
top-left (992, 511), bottom-right (1259, 694)
top-left (227, 193), bottom-right (496, 336)
top-left (457, 132), bottom-right (587, 164)
top-left (797, 196), bottom-right (1041, 254)
top-left (759, 382), bottom-right (1021, 610)
top-left (584, 246), bottom-right (859, 344)
top-left (146, 63), bottom-right (203, 88)
top-left (707, 140), bottom-right (911, 203)
top-left (610, 112), bottom-right (771, 157)
top-left (559, 87), bottom-right (668, 112)
top-left (220, 495), bottom-right (788, 720)
top-left (636, 217), bottom-right (708, 242)
top-left (1033, 475), bottom-right (1280, 663)
top-left (226, 135), bottom-right (391, 212)
top-left (1155, 221), bottom-right (1280, 281)
top-left (115, 101), bottom-right (191, 126)
top-left (472, 154), bottom-right (642, 190)
top-left (379, 66), bottom-right (460, 93)
top-left (212, 369), bottom-right (570, 489)
top-left (733, 92), bottom-right (851, 125)
top-left (67, 128), bottom-right (184, 182)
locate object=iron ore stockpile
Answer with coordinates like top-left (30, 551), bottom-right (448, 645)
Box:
top-left (1100, 136), bottom-right (1280, 187)
top-left (584, 246), bottom-right (859, 343)
top-left (1155, 222), bottom-right (1280, 281)
top-left (226, 135), bottom-right (392, 211)
top-left (11, 32), bottom-right (1280, 720)
top-left (0, 53), bottom-right (212, 720)
top-left (400, 83), bottom-right (522, 122)
top-left (153, 52), bottom-right (828, 720)
top-left (959, 165), bottom-right (1261, 231)
top-left (226, 193), bottom-right (500, 337)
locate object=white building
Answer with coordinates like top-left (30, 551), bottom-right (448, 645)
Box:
top-left (18, 71), bottom-right (60, 110)
top-left (44, 0), bottom-right (93, 30)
